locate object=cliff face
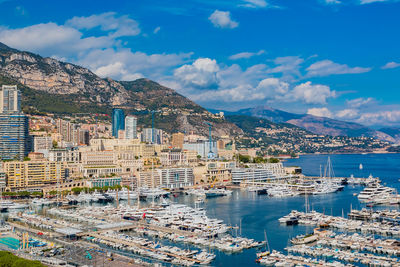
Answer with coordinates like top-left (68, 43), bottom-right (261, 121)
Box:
top-left (0, 44), bottom-right (129, 105)
top-left (0, 42), bottom-right (242, 137)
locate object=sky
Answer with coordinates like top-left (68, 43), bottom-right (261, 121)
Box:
top-left (0, 0), bottom-right (400, 127)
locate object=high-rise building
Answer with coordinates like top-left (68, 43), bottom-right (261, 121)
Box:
top-left (125, 115), bottom-right (137, 139)
top-left (112, 108), bottom-right (125, 138)
top-left (0, 85), bottom-right (31, 160)
top-left (172, 132), bottom-right (184, 149)
top-left (56, 119), bottom-right (73, 142)
top-left (141, 128), bottom-right (163, 144)
top-left (0, 85), bottom-right (21, 113)
top-left (0, 112), bottom-right (31, 160)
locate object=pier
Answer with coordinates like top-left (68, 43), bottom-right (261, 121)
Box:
top-left (86, 232), bottom-right (203, 264)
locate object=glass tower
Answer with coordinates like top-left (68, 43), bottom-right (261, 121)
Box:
top-left (0, 85), bottom-right (31, 160)
top-left (112, 108), bottom-right (125, 138)
top-left (0, 112), bottom-right (31, 160)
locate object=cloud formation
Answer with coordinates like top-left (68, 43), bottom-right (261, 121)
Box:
top-left (208, 10), bottom-right (239, 29)
top-left (307, 107), bottom-right (333, 118)
top-left (381, 61), bottom-right (400, 69)
top-left (346, 97), bottom-right (375, 108)
top-left (360, 0), bottom-right (388, 4)
top-left (66, 12), bottom-right (140, 38)
top-left (289, 82), bottom-right (336, 104)
top-left (241, 0), bottom-right (268, 8)
top-left (336, 109), bottom-right (359, 119)
top-left (174, 58), bottom-right (220, 89)
top-left (229, 50), bottom-right (265, 60)
top-left (306, 60), bottom-right (371, 77)
top-left (0, 23), bottom-right (113, 57)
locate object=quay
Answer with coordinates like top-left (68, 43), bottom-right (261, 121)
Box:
top-left (86, 232), bottom-right (203, 264)
top-left (77, 220), bottom-right (202, 238)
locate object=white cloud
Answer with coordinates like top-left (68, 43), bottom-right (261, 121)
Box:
top-left (356, 110), bottom-right (400, 126)
top-left (288, 82), bottom-right (336, 104)
top-left (268, 56), bottom-right (304, 81)
top-left (360, 0), bottom-right (388, 4)
top-left (0, 23), bottom-right (113, 58)
top-left (0, 15), bottom-right (194, 82)
top-left (208, 10), bottom-right (238, 29)
top-left (241, 0), bottom-right (268, 8)
top-left (382, 61), bottom-right (400, 69)
top-left (153, 26), bottom-right (161, 34)
top-left (229, 50), bottom-right (265, 60)
top-left (324, 0), bottom-right (341, 4)
top-left (173, 58), bottom-right (220, 89)
top-left (95, 62), bottom-right (144, 81)
top-left (256, 78), bottom-right (289, 96)
top-left (66, 12), bottom-right (140, 38)
top-left (80, 48), bottom-right (193, 81)
top-left (336, 109), bottom-right (359, 119)
top-left (346, 97), bottom-right (374, 108)
top-left (307, 107), bottom-right (333, 118)
top-left (306, 60), bottom-right (371, 77)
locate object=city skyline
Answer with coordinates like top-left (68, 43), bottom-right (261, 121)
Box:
top-left (0, 0), bottom-right (399, 128)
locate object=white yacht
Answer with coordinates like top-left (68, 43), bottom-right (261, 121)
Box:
top-left (358, 184), bottom-right (395, 201)
top-left (0, 200), bottom-right (29, 211)
top-left (31, 198), bottom-right (53, 206)
top-left (205, 188), bottom-right (232, 198)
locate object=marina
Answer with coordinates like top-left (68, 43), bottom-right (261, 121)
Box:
top-left (0, 153), bottom-right (399, 266)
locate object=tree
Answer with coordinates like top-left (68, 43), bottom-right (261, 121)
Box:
top-left (71, 187), bottom-right (83, 195)
top-left (269, 157), bottom-right (280, 163)
top-left (52, 140), bottom-right (58, 148)
top-left (238, 154), bottom-right (251, 163)
top-left (31, 191), bottom-right (43, 197)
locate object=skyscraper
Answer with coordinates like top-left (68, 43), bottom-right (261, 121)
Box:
top-left (0, 114), bottom-right (30, 160)
top-left (112, 108), bottom-right (125, 138)
top-left (0, 85), bottom-right (31, 160)
top-left (0, 85), bottom-right (21, 113)
top-left (125, 115), bottom-right (137, 139)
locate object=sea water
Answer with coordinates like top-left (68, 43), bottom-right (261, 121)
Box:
top-left (175, 153), bottom-right (400, 266)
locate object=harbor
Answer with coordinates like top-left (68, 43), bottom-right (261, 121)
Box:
top-left (0, 153), bottom-right (399, 266)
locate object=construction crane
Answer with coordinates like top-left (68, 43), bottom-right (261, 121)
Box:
top-left (204, 122), bottom-right (215, 159)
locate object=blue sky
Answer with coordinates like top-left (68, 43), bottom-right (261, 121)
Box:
top-left (0, 0), bottom-right (400, 127)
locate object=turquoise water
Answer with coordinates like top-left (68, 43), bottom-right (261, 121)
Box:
top-left (175, 153), bottom-right (400, 267)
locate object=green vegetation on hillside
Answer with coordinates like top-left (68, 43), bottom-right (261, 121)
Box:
top-left (0, 75), bottom-right (111, 115)
top-left (0, 251), bottom-right (45, 267)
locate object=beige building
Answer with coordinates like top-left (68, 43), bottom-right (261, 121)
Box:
top-left (4, 153), bottom-right (65, 191)
top-left (193, 161), bottom-right (236, 184)
top-left (172, 132), bottom-right (184, 149)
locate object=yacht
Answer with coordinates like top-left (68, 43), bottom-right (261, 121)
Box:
top-left (0, 200), bottom-right (29, 212)
top-left (358, 184), bottom-right (396, 202)
top-left (139, 188), bottom-right (169, 199)
top-left (205, 188), bottom-right (232, 198)
top-left (31, 198), bottom-right (53, 206)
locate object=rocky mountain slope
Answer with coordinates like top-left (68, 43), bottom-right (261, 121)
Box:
top-left (0, 42), bottom-right (241, 137)
top-left (234, 106), bottom-right (395, 143)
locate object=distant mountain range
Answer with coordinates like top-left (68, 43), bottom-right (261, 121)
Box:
top-left (210, 106), bottom-right (399, 143)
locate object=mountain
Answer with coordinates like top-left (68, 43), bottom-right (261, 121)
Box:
top-left (379, 127), bottom-right (400, 144)
top-left (0, 42), bottom-right (241, 137)
top-left (235, 106), bottom-right (395, 143)
top-left (235, 106), bottom-right (302, 123)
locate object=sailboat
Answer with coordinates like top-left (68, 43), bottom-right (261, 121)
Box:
top-left (359, 163), bottom-right (363, 170)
